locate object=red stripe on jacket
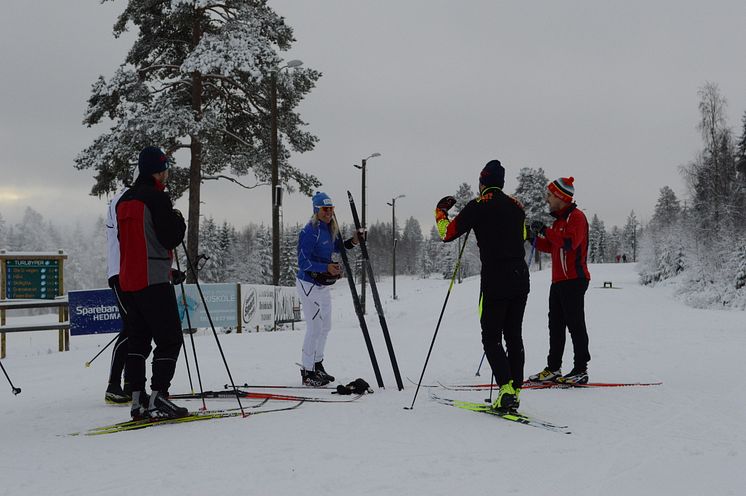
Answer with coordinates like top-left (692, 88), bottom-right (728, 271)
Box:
top-left (117, 200), bottom-right (149, 291)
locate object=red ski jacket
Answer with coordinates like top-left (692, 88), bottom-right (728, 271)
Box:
top-left (116, 176), bottom-right (185, 292)
top-left (535, 204), bottom-right (590, 283)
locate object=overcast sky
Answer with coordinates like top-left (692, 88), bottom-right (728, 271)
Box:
top-left (1, 0), bottom-right (746, 234)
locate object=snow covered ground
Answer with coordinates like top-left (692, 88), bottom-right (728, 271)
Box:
top-left (1, 263), bottom-right (744, 496)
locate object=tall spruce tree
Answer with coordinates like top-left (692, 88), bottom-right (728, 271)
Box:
top-left (247, 224), bottom-right (272, 284)
top-left (622, 211), bottom-right (639, 262)
top-left (421, 226), bottom-right (441, 277)
top-left (399, 216), bottom-right (424, 275)
top-left (651, 186), bottom-right (681, 228)
top-left (453, 183), bottom-right (475, 213)
top-left (75, 0), bottom-right (322, 273)
top-left (513, 167), bottom-right (551, 225)
top-left (280, 224), bottom-right (300, 286)
top-left (588, 214), bottom-right (606, 263)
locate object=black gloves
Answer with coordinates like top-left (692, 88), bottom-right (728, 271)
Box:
top-left (170, 269), bottom-right (187, 285)
top-left (530, 220), bottom-right (547, 237)
top-left (437, 196), bottom-right (457, 212)
top-left (334, 378), bottom-right (373, 395)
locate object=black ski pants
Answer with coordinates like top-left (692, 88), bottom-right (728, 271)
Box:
top-left (546, 278), bottom-right (591, 372)
top-left (107, 275), bottom-right (139, 386)
top-left (480, 292), bottom-right (528, 389)
top-left (123, 283), bottom-right (182, 393)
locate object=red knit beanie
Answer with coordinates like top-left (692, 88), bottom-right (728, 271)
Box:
top-left (547, 177), bottom-right (575, 203)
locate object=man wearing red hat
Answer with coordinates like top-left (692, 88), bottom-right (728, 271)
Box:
top-left (528, 176), bottom-right (591, 385)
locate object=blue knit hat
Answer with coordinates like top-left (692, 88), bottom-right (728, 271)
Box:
top-left (138, 146), bottom-right (170, 177)
top-left (312, 192), bottom-right (334, 213)
top-left (479, 160), bottom-right (505, 189)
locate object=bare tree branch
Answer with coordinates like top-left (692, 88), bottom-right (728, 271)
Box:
top-left (202, 174), bottom-right (267, 190)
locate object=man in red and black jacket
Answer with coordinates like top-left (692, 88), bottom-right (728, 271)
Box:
top-left (528, 176), bottom-right (591, 385)
top-left (435, 160), bottom-right (530, 412)
top-left (117, 146), bottom-right (188, 420)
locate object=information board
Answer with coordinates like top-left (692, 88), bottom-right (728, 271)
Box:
top-left (4, 259), bottom-right (61, 299)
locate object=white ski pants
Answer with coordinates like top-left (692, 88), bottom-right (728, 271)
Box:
top-left (297, 278), bottom-right (333, 371)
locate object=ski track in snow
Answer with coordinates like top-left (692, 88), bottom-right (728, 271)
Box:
top-left (1, 263), bottom-right (744, 495)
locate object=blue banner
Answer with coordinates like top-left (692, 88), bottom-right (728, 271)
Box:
top-left (69, 288), bottom-right (122, 336)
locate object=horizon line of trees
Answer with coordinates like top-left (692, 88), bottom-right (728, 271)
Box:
top-left (0, 186), bottom-right (641, 292)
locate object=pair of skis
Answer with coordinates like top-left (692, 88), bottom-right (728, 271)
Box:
top-left (170, 389), bottom-right (362, 403)
top-left (429, 393), bottom-right (571, 434)
top-left (337, 191), bottom-right (403, 390)
top-left (437, 380), bottom-right (663, 391)
top-left (429, 380), bottom-right (661, 434)
top-left (68, 400), bottom-right (304, 436)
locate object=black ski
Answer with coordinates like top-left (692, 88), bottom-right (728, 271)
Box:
top-left (347, 191), bottom-right (404, 390)
top-left (334, 220), bottom-right (385, 388)
top-left (226, 382), bottom-right (337, 390)
top-left (170, 389), bottom-right (362, 403)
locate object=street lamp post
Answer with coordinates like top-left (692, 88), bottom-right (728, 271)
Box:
top-left (353, 152), bottom-right (381, 313)
top-left (271, 59), bottom-right (303, 287)
top-left (387, 194), bottom-right (405, 300)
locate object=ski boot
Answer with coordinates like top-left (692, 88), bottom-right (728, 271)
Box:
top-left (301, 369), bottom-right (330, 387)
top-left (146, 390), bottom-right (189, 419)
top-left (528, 367), bottom-right (561, 383)
top-left (557, 368), bottom-right (588, 385)
top-left (105, 383), bottom-right (132, 404)
top-left (492, 381), bottom-right (519, 412)
top-left (314, 360), bottom-right (335, 383)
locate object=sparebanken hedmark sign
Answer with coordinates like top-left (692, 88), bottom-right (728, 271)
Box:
top-left (69, 283), bottom-right (300, 335)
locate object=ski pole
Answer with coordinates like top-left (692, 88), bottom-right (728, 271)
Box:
top-left (174, 248), bottom-right (202, 409)
top-left (84, 332), bottom-right (120, 368)
top-left (0, 359), bottom-right (21, 395)
top-left (475, 352), bottom-right (486, 377)
top-left (181, 242), bottom-right (245, 417)
top-left (334, 214), bottom-right (385, 388)
top-left (405, 230), bottom-right (471, 410)
top-left (347, 191), bottom-right (403, 390)
top-left (484, 374), bottom-right (495, 404)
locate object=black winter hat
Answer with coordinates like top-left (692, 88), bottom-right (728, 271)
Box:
top-left (138, 146), bottom-right (170, 177)
top-left (479, 160), bottom-right (505, 189)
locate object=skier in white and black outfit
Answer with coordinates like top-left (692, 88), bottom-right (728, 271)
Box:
top-left (117, 146), bottom-right (188, 420)
top-left (104, 186), bottom-right (147, 404)
top-left (296, 192), bottom-right (364, 386)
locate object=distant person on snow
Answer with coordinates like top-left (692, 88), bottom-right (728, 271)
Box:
top-left (117, 146), bottom-right (188, 420)
top-left (296, 192), bottom-right (364, 387)
top-left (527, 176), bottom-right (591, 385)
top-left (435, 160), bottom-right (530, 411)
